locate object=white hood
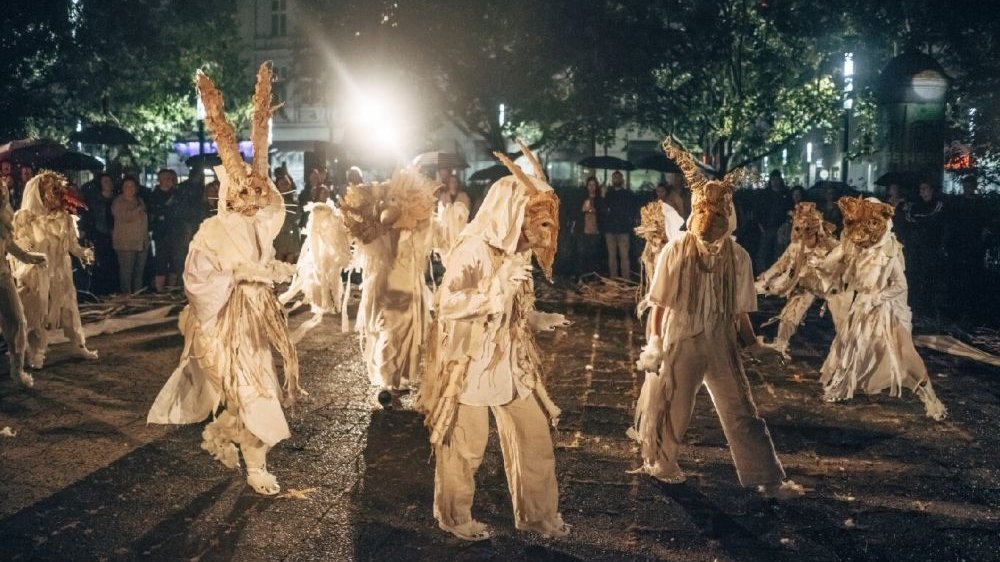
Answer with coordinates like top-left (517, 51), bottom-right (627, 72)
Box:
top-left (460, 174), bottom-right (552, 255)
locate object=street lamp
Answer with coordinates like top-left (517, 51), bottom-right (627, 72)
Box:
top-left (842, 52), bottom-right (854, 182)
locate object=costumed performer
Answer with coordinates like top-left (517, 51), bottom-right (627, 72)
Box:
top-left (147, 62), bottom-right (304, 495)
top-left (0, 176), bottom-right (46, 386)
top-left (755, 202), bottom-right (850, 357)
top-left (417, 142), bottom-right (571, 541)
top-left (12, 171), bottom-right (97, 369)
top-left (818, 196), bottom-right (947, 420)
top-left (279, 200), bottom-right (352, 342)
top-left (630, 139), bottom-right (804, 499)
top-left (341, 168), bottom-right (437, 407)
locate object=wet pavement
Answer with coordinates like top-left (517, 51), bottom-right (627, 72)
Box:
top-left (1, 298), bottom-right (998, 561)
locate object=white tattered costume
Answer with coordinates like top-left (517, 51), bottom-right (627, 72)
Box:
top-left (0, 179), bottom-right (47, 387)
top-left (817, 196), bottom-right (946, 420)
top-left (756, 202), bottom-right (850, 357)
top-left (343, 170), bottom-right (437, 393)
top-left (11, 172), bottom-right (97, 369)
top-left (147, 63), bottom-right (303, 495)
top-left (636, 199), bottom-right (685, 302)
top-left (434, 190), bottom-right (471, 257)
top-left (279, 200), bottom-right (352, 342)
top-left (417, 145), bottom-right (569, 541)
top-left (631, 140), bottom-right (797, 495)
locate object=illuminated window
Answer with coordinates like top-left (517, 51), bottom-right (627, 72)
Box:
top-left (271, 0), bottom-right (287, 37)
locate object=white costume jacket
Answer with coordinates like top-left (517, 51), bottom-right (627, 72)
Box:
top-left (147, 179), bottom-right (300, 447)
top-left (11, 179), bottom-right (94, 365)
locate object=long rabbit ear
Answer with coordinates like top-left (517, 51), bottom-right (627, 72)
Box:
top-left (196, 69), bottom-right (245, 184)
top-left (516, 139), bottom-right (546, 181)
top-left (493, 150), bottom-right (537, 194)
top-left (722, 166), bottom-right (756, 188)
top-left (661, 137), bottom-right (709, 192)
top-left (250, 61), bottom-right (281, 178)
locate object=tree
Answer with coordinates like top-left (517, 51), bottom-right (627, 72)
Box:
top-left (1, 0), bottom-right (249, 171)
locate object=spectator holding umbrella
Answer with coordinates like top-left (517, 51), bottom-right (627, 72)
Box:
top-left (112, 176), bottom-right (149, 294)
top-left (600, 170), bottom-right (638, 279)
top-left (884, 182), bottom-right (907, 211)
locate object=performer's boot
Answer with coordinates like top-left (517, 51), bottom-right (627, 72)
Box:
top-left (241, 439), bottom-right (280, 496)
top-left (201, 416), bottom-right (240, 469)
top-left (915, 380), bottom-right (948, 421)
top-left (9, 353), bottom-right (33, 388)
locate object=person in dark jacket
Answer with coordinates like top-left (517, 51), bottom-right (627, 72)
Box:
top-left (147, 169), bottom-right (184, 292)
top-left (80, 173), bottom-right (119, 295)
top-left (754, 170), bottom-right (793, 273)
top-left (898, 181), bottom-right (947, 320)
top-left (600, 171), bottom-right (637, 279)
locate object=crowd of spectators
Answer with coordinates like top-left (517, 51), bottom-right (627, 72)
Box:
top-left (2, 156), bottom-right (995, 326)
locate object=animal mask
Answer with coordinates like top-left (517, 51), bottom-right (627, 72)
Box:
top-left (34, 170), bottom-right (87, 215)
top-left (838, 196), bottom-right (894, 249)
top-left (661, 139), bottom-right (744, 243)
top-left (494, 140), bottom-right (560, 280)
top-left (196, 62), bottom-right (280, 216)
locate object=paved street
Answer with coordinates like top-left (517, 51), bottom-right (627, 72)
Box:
top-left (1, 298), bottom-right (998, 561)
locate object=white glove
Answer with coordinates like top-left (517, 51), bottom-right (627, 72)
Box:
top-left (269, 260), bottom-right (297, 283)
top-left (636, 335), bottom-right (664, 373)
top-left (235, 261), bottom-right (294, 284)
top-left (530, 311), bottom-right (571, 332)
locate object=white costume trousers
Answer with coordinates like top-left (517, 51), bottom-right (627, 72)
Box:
top-left (639, 322), bottom-right (785, 487)
top-left (434, 394), bottom-right (560, 529)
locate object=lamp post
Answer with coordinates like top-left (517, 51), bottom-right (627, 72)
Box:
top-left (842, 52), bottom-right (854, 182)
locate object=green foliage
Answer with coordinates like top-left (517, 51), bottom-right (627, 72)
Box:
top-left (1, 0), bottom-right (248, 170)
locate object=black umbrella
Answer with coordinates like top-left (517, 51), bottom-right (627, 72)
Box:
top-left (578, 155), bottom-right (635, 171)
top-left (412, 151), bottom-right (469, 171)
top-left (0, 138), bottom-right (67, 165)
top-left (636, 153), bottom-right (680, 173)
top-left (69, 124), bottom-right (139, 145)
top-left (37, 150), bottom-right (104, 172)
top-left (468, 164), bottom-right (510, 183)
top-left (874, 170), bottom-right (922, 189)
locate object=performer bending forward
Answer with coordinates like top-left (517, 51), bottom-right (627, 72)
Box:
top-left (418, 144), bottom-right (570, 541)
top-left (818, 196), bottom-right (946, 420)
top-left (148, 63), bottom-right (303, 495)
top-left (631, 140), bottom-right (803, 499)
top-left (756, 202), bottom-right (849, 357)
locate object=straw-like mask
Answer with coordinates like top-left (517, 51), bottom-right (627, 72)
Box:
top-left (661, 139), bottom-right (743, 244)
top-left (838, 196), bottom-right (894, 249)
top-left (494, 141), bottom-right (560, 281)
top-left (196, 62), bottom-right (281, 217)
